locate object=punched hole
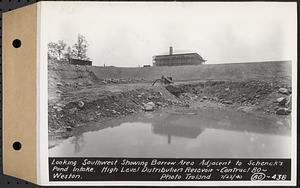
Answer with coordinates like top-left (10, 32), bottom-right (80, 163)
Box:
top-left (12, 141), bottom-right (22, 151)
top-left (12, 39), bottom-right (21, 48)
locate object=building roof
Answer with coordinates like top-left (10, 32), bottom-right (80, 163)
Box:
top-left (154, 52), bottom-right (206, 62)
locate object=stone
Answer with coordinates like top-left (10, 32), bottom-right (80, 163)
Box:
top-left (53, 106), bottom-right (63, 112)
top-left (225, 87), bottom-right (230, 91)
top-left (137, 95), bottom-right (142, 98)
top-left (156, 102), bottom-right (162, 106)
top-left (148, 95), bottom-right (155, 100)
top-left (146, 102), bottom-right (155, 107)
top-left (56, 82), bottom-right (63, 86)
top-left (223, 100), bottom-right (233, 104)
top-left (56, 90), bottom-right (62, 94)
top-left (276, 108), bottom-right (290, 115)
top-left (56, 103), bottom-right (65, 107)
top-left (69, 107), bottom-right (78, 114)
top-left (276, 97), bottom-right (287, 106)
top-left (144, 102), bottom-right (155, 111)
top-left (65, 126), bottom-right (72, 131)
top-left (78, 101), bottom-right (85, 108)
top-left (87, 81), bottom-right (93, 86)
top-left (278, 88), bottom-right (289, 95)
top-left (111, 79), bottom-right (119, 83)
top-left (144, 105), bottom-right (154, 111)
top-left (202, 96), bottom-right (208, 100)
top-left (165, 85), bottom-right (183, 97)
top-left (285, 95), bottom-right (292, 108)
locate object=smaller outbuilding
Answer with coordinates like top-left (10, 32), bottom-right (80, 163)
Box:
top-left (69, 58), bottom-right (92, 66)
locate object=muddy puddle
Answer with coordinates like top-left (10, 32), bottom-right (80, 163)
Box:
top-left (49, 108), bottom-right (291, 158)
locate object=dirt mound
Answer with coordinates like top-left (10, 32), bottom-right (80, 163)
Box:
top-left (48, 60), bottom-right (100, 100)
top-left (175, 79), bottom-right (292, 115)
top-left (48, 84), bottom-right (182, 131)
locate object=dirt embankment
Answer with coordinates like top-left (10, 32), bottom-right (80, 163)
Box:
top-left (48, 60), bottom-right (292, 136)
top-left (169, 79), bottom-right (291, 114)
top-left (90, 60), bottom-right (291, 82)
top-left (48, 84), bottom-right (181, 131)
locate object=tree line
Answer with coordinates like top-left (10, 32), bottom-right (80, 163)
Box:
top-left (48, 34), bottom-right (90, 61)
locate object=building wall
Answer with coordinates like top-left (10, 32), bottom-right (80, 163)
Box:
top-left (69, 58), bottom-right (92, 66)
top-left (154, 54), bottom-right (205, 66)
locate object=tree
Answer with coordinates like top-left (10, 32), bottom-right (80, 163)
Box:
top-left (64, 46), bottom-right (73, 61)
top-left (48, 40), bottom-right (67, 60)
top-left (57, 40), bottom-right (67, 60)
top-left (48, 42), bottom-right (59, 60)
top-left (72, 34), bottom-right (90, 60)
top-left (48, 34), bottom-right (90, 62)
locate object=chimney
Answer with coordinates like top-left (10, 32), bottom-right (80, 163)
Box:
top-left (169, 46), bottom-right (173, 55)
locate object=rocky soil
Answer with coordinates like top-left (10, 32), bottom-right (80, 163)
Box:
top-left (170, 79), bottom-right (292, 115)
top-left (49, 85), bottom-right (180, 131)
top-left (49, 79), bottom-right (291, 136)
top-left (48, 61), bottom-right (292, 139)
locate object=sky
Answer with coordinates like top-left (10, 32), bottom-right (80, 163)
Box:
top-left (42, 2), bottom-right (297, 67)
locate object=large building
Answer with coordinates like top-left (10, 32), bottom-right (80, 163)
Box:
top-left (153, 47), bottom-right (206, 66)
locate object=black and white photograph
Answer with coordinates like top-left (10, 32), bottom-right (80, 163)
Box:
top-left (1, 1), bottom-right (297, 186)
top-left (46, 2), bottom-right (296, 160)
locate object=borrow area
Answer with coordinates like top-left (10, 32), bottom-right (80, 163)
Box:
top-left (48, 60), bottom-right (292, 157)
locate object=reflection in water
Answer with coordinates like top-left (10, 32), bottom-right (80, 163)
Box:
top-left (152, 121), bottom-right (205, 144)
top-left (151, 111), bottom-right (205, 144)
top-left (71, 135), bottom-right (85, 154)
top-left (49, 109), bottom-right (291, 158)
